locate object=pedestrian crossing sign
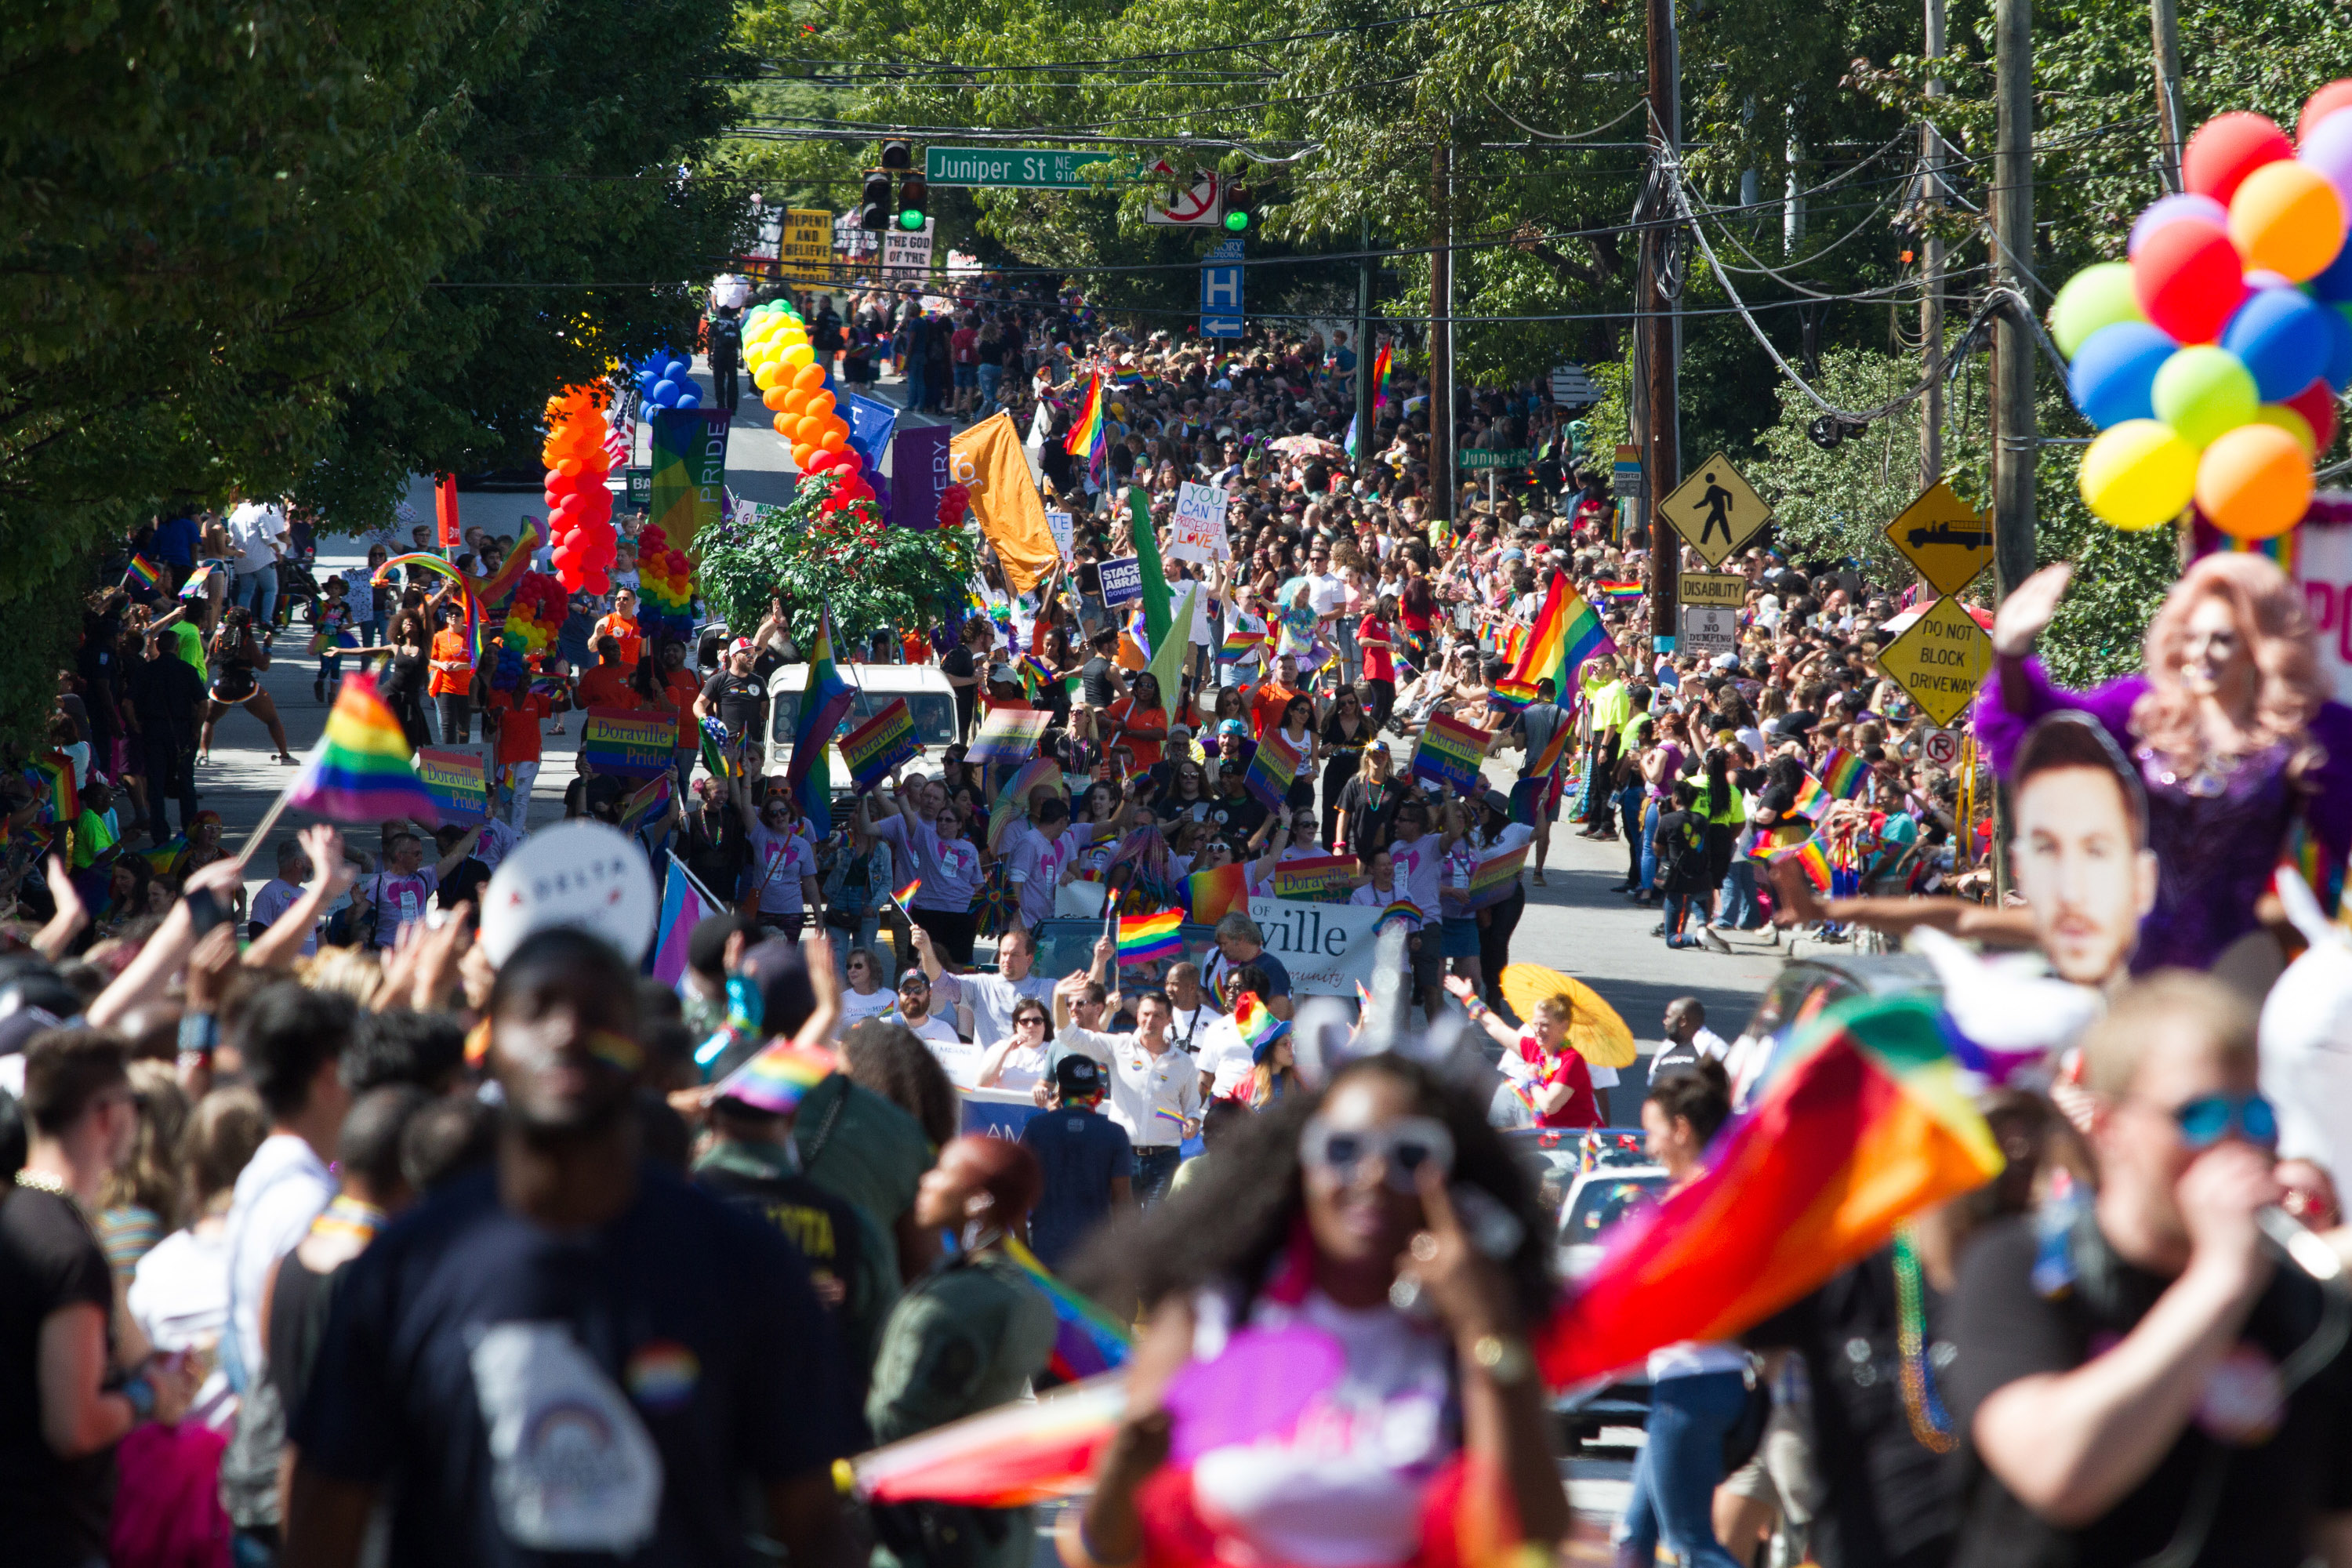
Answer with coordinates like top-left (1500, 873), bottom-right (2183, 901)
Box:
top-left (1657, 453), bottom-right (1772, 568)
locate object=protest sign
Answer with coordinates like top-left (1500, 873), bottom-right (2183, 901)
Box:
top-left (1097, 556), bottom-right (1143, 608)
top-left (1411, 712), bottom-right (1492, 795)
top-left (839, 699), bottom-right (919, 793)
top-left (1270, 853), bottom-right (1358, 903)
top-left (480, 821), bottom-right (659, 965)
top-left (1464, 842), bottom-right (1529, 910)
top-left (416, 748), bottom-right (488, 821)
top-left (966, 706), bottom-right (1052, 767)
top-left (1244, 730), bottom-right (1301, 813)
top-left (1168, 483), bottom-right (1231, 561)
top-left (580, 707), bottom-right (674, 780)
top-left (1245, 897), bottom-right (1378, 996)
top-left (1047, 510), bottom-right (1075, 560)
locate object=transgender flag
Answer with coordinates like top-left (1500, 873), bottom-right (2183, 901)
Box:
top-left (652, 854), bottom-right (727, 984)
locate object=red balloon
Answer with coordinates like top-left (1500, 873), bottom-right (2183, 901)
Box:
top-left (2303, 82), bottom-right (2352, 144)
top-left (833, 451), bottom-right (863, 474)
top-left (2133, 219), bottom-right (2247, 343)
top-left (2288, 377), bottom-right (2339, 451)
top-left (2183, 111), bottom-right (2292, 205)
top-left (584, 570), bottom-right (610, 596)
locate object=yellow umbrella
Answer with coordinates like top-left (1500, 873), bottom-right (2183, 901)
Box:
top-left (1498, 964), bottom-right (1638, 1069)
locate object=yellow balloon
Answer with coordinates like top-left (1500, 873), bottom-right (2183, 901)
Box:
top-left (752, 364), bottom-right (780, 392)
top-left (2078, 419), bottom-right (2198, 529)
top-left (2253, 404), bottom-right (2318, 456)
top-left (782, 343), bottom-right (815, 369)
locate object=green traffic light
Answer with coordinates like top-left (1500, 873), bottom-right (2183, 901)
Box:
top-left (898, 209), bottom-right (925, 231)
top-left (1224, 209), bottom-right (1249, 232)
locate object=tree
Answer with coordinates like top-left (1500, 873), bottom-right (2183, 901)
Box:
top-left (696, 483), bottom-right (979, 651)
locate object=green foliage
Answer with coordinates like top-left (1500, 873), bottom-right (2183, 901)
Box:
top-left (1748, 349), bottom-right (1931, 584)
top-left (695, 481), bottom-right (979, 651)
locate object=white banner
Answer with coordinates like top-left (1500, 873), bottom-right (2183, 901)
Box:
top-left (1168, 482), bottom-right (1231, 561)
top-left (1244, 897), bottom-right (1379, 996)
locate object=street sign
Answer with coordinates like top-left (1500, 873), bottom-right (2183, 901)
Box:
top-left (1679, 572), bottom-right (1746, 609)
top-left (1680, 604), bottom-right (1738, 658)
top-left (779, 209), bottom-right (835, 283)
top-left (1459, 448), bottom-right (1534, 470)
top-left (1922, 727), bottom-right (1962, 769)
top-left (1657, 452), bottom-right (1773, 568)
top-left (1886, 479), bottom-right (1994, 598)
top-left (1549, 364), bottom-right (1600, 408)
top-left (1144, 162), bottom-right (1221, 227)
top-left (1612, 444), bottom-right (1645, 501)
top-left (1201, 237), bottom-right (1243, 339)
top-left (924, 147), bottom-right (1130, 188)
top-left (1877, 595), bottom-right (1992, 727)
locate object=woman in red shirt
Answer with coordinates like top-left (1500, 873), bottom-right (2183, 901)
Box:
top-left (1357, 593), bottom-right (1398, 728)
top-left (1398, 572), bottom-right (1436, 673)
top-left (1447, 978), bottom-right (1604, 1128)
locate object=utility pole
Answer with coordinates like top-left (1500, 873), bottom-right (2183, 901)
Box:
top-left (1645, 0), bottom-right (1680, 648)
top-left (1921, 0), bottom-right (1946, 491)
top-left (1429, 140), bottom-right (1454, 529)
top-left (1991, 0), bottom-right (2035, 897)
top-left (1355, 215), bottom-right (1375, 458)
top-left (2151, 0), bottom-right (2185, 192)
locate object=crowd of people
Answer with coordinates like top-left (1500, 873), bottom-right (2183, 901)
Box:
top-left (4, 276), bottom-right (2350, 1568)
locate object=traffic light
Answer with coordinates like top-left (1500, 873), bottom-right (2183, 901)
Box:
top-left (860, 172), bottom-right (892, 231)
top-left (1223, 186), bottom-right (1256, 233)
top-left (880, 140), bottom-right (913, 172)
top-left (897, 172), bottom-right (928, 232)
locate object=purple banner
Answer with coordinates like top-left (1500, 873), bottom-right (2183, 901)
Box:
top-left (889, 423), bottom-right (951, 532)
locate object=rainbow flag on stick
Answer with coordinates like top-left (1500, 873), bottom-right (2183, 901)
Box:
top-left (125, 555), bottom-right (166, 592)
top-left (1770, 835), bottom-right (1835, 894)
top-left (851, 1376), bottom-right (1127, 1507)
top-left (1369, 341), bottom-right (1393, 412)
top-left (1788, 774), bottom-right (1831, 820)
top-left (1064, 372), bottom-right (1109, 482)
top-left (711, 1038), bottom-right (838, 1115)
top-left (786, 606), bottom-right (855, 828)
top-left (1534, 994), bottom-right (2003, 1389)
top-left (1003, 1236), bottom-right (1132, 1383)
top-left (1185, 861), bottom-right (1248, 925)
top-left (178, 564), bottom-right (216, 601)
top-left (31, 753), bottom-right (76, 825)
top-left (1817, 747), bottom-right (1869, 801)
top-left (286, 673), bottom-right (439, 823)
top-left (1232, 991), bottom-right (1288, 1061)
top-left (1506, 574), bottom-right (1613, 699)
top-left (1595, 580), bottom-right (1644, 604)
top-left (1116, 908), bottom-right (1184, 967)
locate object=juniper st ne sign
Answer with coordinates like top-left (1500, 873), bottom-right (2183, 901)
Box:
top-left (924, 147), bottom-right (1131, 188)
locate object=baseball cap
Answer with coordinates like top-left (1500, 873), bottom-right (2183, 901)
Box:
top-left (1054, 1055), bottom-right (1106, 1098)
top-left (1218, 718), bottom-right (1250, 739)
top-left (728, 637), bottom-right (756, 654)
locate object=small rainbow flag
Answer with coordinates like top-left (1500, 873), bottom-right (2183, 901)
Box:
top-left (711, 1038), bottom-right (838, 1114)
top-left (285, 673), bottom-right (439, 824)
top-left (31, 753), bottom-right (76, 825)
top-left (1375, 898), bottom-right (1420, 928)
top-left (178, 563), bottom-right (216, 601)
top-left (1488, 678), bottom-right (1539, 714)
top-left (1003, 1236), bottom-right (1131, 1383)
top-left (1369, 341), bottom-right (1393, 412)
top-left (1116, 908), bottom-right (1184, 967)
top-left (1218, 629), bottom-right (1265, 663)
top-left (1185, 861), bottom-right (1249, 925)
top-left (1771, 836), bottom-right (1835, 894)
top-left (1151, 1106), bottom-right (1189, 1130)
top-left (1817, 747), bottom-right (1869, 801)
top-left (1788, 774), bottom-right (1831, 820)
top-left (1506, 574), bottom-right (1613, 700)
top-left (1232, 991), bottom-right (1287, 1062)
top-left (1063, 372), bottom-right (1109, 481)
top-left (125, 555), bottom-right (166, 592)
top-left (1595, 580), bottom-right (1644, 604)
top-left (137, 837), bottom-right (188, 875)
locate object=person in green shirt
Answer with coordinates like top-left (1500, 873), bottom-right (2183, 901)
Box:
top-left (1577, 656), bottom-right (1630, 837)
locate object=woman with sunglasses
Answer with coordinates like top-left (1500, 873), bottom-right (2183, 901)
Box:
top-left (739, 790), bottom-right (822, 938)
top-left (1155, 761), bottom-right (1211, 826)
top-left (837, 947), bottom-right (896, 1026)
top-left (977, 998), bottom-right (1053, 1096)
top-left (1318, 686), bottom-right (1375, 848)
top-left (1065, 1054), bottom-right (1567, 1568)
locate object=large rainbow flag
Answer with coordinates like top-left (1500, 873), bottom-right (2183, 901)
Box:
top-left (1369, 341), bottom-right (1393, 412)
top-left (1505, 574), bottom-right (1613, 701)
top-left (1063, 372), bottom-right (1109, 483)
top-left (1532, 993), bottom-right (2002, 1387)
top-left (1003, 1236), bottom-right (1132, 1383)
top-left (287, 673), bottom-right (439, 823)
top-left (786, 607), bottom-right (855, 828)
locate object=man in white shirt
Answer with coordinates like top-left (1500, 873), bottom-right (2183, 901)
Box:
top-left (1052, 947), bottom-right (1203, 1202)
top-left (224, 495), bottom-right (290, 633)
top-left (886, 967), bottom-right (980, 1085)
top-left (248, 839), bottom-right (321, 958)
top-left (918, 923), bottom-right (1055, 1050)
top-left (1650, 996), bottom-right (1733, 1082)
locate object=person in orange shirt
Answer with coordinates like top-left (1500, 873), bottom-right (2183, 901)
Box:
top-left (1105, 670), bottom-right (1169, 770)
top-left (427, 601), bottom-right (477, 742)
top-left (573, 637), bottom-right (640, 713)
top-left (593, 588), bottom-right (644, 668)
top-left (653, 637), bottom-right (702, 796)
top-left (485, 664), bottom-right (565, 827)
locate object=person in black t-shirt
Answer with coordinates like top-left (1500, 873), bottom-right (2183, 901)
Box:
top-left (2, 1027), bottom-right (198, 1568)
top-left (1651, 782), bottom-right (1711, 949)
top-left (942, 619), bottom-right (989, 742)
top-left (285, 929), bottom-right (859, 1568)
top-left (1079, 627), bottom-right (1124, 710)
top-left (432, 822), bottom-right (494, 914)
top-left (1945, 975), bottom-right (2352, 1568)
top-left (1018, 1056), bottom-right (1134, 1269)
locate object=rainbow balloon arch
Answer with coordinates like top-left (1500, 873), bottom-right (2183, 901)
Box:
top-left (2058, 82), bottom-right (2352, 541)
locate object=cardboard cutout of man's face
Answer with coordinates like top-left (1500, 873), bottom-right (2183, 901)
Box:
top-left (2013, 764), bottom-right (2158, 987)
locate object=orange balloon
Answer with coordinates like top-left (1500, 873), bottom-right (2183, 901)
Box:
top-left (818, 426), bottom-right (848, 453)
top-left (818, 414), bottom-right (849, 441)
top-left (764, 387), bottom-right (791, 412)
top-left (773, 413), bottom-right (794, 436)
top-left (793, 363), bottom-right (827, 393)
top-left (782, 387), bottom-right (811, 415)
top-left (793, 415), bottom-right (823, 443)
top-left (804, 390), bottom-right (837, 419)
top-left (792, 442), bottom-right (816, 469)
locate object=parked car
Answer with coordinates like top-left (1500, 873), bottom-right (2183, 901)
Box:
top-left (1555, 1166), bottom-right (1669, 1283)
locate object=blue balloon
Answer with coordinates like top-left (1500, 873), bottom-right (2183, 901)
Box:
top-left (2220, 288), bottom-right (2332, 403)
top-left (663, 358), bottom-right (691, 383)
top-left (2068, 321), bottom-right (2176, 429)
top-left (2313, 242), bottom-right (2352, 305)
top-left (676, 391), bottom-right (702, 408)
top-left (650, 378), bottom-right (681, 406)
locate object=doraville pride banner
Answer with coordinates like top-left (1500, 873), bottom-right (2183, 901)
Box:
top-left (416, 748), bottom-right (488, 819)
top-left (839, 698), bottom-right (918, 793)
top-left (581, 707), bottom-right (674, 780)
top-left (1411, 712), bottom-right (1491, 796)
top-left (1270, 853), bottom-right (1358, 903)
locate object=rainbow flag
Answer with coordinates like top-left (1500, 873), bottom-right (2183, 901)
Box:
top-left (1488, 678), bottom-right (1539, 714)
top-left (1063, 372), bottom-right (1108, 481)
top-left (1369, 341), bottom-right (1393, 412)
top-left (1003, 1236), bottom-right (1132, 1383)
top-left (136, 836), bottom-right (188, 875)
top-left (1375, 898), bottom-right (1420, 928)
top-left (1817, 747), bottom-right (1869, 801)
top-left (1185, 861), bottom-right (1249, 925)
top-left (786, 606), bottom-right (855, 828)
top-left (1789, 773), bottom-right (1831, 820)
top-left (851, 1375), bottom-right (1127, 1507)
top-left (652, 853), bottom-right (726, 985)
top-left (286, 673), bottom-right (439, 824)
top-left (178, 563), bottom-right (216, 601)
top-left (1151, 1106), bottom-right (1189, 1131)
top-left (31, 753), bottom-right (76, 825)
top-left (125, 555), bottom-right (166, 592)
top-left (711, 1038), bottom-right (837, 1115)
top-left (1595, 580), bottom-right (1644, 604)
top-left (891, 875), bottom-right (923, 909)
top-left (1218, 629), bottom-right (1265, 663)
top-left (1770, 835), bottom-right (1835, 894)
top-left (1232, 991), bottom-right (1287, 1061)
top-left (1506, 574), bottom-right (1613, 699)
top-left (1748, 819), bottom-right (1813, 864)
top-left (1116, 908), bottom-right (1184, 967)
top-left (1534, 994), bottom-right (2002, 1388)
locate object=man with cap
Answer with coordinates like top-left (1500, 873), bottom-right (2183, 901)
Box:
top-left (695, 635), bottom-right (773, 764)
top-left (1017, 1055), bottom-right (1135, 1269)
top-left (696, 1040), bottom-right (898, 1403)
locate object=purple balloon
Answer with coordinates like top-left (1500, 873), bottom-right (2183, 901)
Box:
top-left (2129, 192), bottom-right (2230, 259)
top-left (2301, 107), bottom-right (2352, 208)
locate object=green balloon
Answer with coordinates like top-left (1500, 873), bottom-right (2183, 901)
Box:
top-left (2151, 345), bottom-right (2259, 448)
top-left (2050, 262), bottom-right (2148, 358)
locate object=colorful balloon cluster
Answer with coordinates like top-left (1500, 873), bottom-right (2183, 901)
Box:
top-left (492, 574), bottom-right (571, 691)
top-left (542, 388), bottom-right (618, 594)
top-left (632, 350), bottom-right (703, 411)
top-left (636, 524), bottom-right (696, 644)
top-left (2058, 83), bottom-right (2352, 539)
top-left (745, 301), bottom-right (861, 476)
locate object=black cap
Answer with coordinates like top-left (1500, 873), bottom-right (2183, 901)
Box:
top-left (1054, 1055), bottom-right (1105, 1096)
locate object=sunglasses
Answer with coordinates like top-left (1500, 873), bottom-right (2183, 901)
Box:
top-left (1301, 1116), bottom-right (1455, 1192)
top-left (1014, 1014), bottom-right (1048, 1029)
top-left (2171, 1092), bottom-right (2278, 1151)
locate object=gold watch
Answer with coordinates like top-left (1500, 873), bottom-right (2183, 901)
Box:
top-left (1469, 1332), bottom-right (1534, 1386)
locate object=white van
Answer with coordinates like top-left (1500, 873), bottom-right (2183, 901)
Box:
top-left (764, 663), bottom-right (960, 804)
